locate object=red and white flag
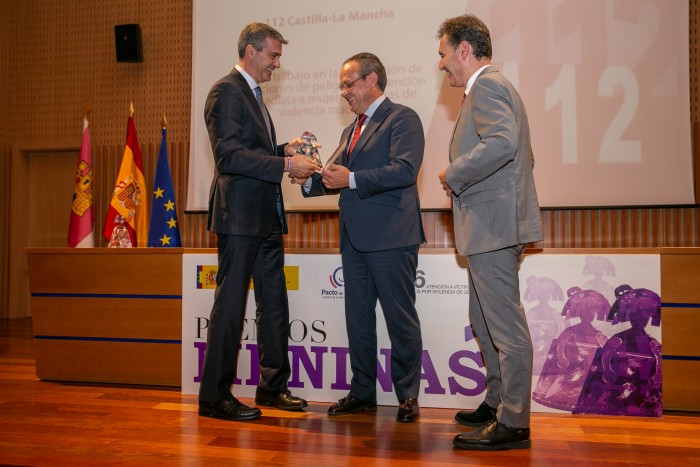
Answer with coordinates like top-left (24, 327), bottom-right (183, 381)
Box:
top-left (67, 117), bottom-right (95, 247)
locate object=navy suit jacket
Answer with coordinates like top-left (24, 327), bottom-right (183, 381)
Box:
top-left (307, 98), bottom-right (425, 252)
top-left (204, 69), bottom-right (288, 236)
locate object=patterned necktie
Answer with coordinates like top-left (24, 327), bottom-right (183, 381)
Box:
top-left (254, 86), bottom-right (273, 145)
top-left (347, 114), bottom-right (367, 158)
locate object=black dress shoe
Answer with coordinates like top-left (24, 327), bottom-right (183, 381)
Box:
top-left (255, 388), bottom-right (308, 411)
top-left (327, 395), bottom-right (377, 416)
top-left (453, 420), bottom-right (530, 451)
top-left (199, 398), bottom-right (262, 421)
top-left (397, 397), bottom-right (420, 423)
top-left (454, 400), bottom-right (497, 427)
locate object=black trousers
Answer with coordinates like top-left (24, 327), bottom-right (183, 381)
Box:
top-left (198, 225), bottom-right (291, 402)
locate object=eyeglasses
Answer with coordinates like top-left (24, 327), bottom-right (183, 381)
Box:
top-left (338, 74), bottom-right (367, 92)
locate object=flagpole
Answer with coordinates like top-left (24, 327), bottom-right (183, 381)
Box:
top-left (83, 101), bottom-right (91, 123)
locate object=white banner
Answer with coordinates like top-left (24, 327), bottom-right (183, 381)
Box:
top-left (183, 253), bottom-right (661, 414)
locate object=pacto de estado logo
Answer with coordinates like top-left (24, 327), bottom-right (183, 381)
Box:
top-left (322, 266), bottom-right (344, 299)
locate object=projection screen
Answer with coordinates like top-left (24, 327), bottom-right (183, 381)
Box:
top-left (188, 0), bottom-right (693, 211)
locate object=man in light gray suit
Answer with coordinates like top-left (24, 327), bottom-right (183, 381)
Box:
top-left (436, 14), bottom-right (543, 450)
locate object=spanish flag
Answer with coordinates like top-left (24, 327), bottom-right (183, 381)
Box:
top-left (103, 105), bottom-right (149, 247)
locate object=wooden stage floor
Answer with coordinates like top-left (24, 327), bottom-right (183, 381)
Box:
top-left (1, 318), bottom-right (699, 466)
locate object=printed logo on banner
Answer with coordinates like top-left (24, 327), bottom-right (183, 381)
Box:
top-left (196, 265), bottom-right (218, 289)
top-left (195, 265), bottom-right (300, 290)
top-left (414, 268), bottom-right (470, 295)
top-left (322, 266), bottom-right (344, 299)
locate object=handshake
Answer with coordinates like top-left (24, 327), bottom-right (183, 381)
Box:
top-left (284, 131), bottom-right (350, 189)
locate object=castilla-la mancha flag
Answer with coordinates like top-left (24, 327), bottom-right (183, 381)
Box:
top-left (102, 111), bottom-right (149, 247)
top-left (67, 116), bottom-right (95, 247)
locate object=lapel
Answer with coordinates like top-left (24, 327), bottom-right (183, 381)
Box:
top-left (330, 126), bottom-right (352, 167)
top-left (347, 98), bottom-right (392, 168)
top-left (450, 66), bottom-right (496, 159)
top-left (232, 69), bottom-right (276, 149)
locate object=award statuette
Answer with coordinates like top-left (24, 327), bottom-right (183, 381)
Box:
top-left (296, 131), bottom-right (322, 168)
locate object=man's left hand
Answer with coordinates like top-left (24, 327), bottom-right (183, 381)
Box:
top-left (322, 164), bottom-right (350, 189)
top-left (438, 169), bottom-right (453, 197)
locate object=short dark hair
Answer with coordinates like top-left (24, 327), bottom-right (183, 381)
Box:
top-left (437, 14), bottom-right (492, 60)
top-left (237, 22), bottom-right (288, 59)
top-left (343, 52), bottom-right (387, 92)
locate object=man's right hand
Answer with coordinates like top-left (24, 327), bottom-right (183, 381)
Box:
top-left (288, 155), bottom-right (318, 179)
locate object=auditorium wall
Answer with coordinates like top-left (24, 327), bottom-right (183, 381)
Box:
top-left (1, 0), bottom-right (699, 318)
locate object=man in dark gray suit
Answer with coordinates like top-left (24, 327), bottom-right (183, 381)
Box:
top-left (292, 52), bottom-right (425, 423)
top-left (198, 22), bottom-right (317, 422)
top-left (436, 15), bottom-right (543, 449)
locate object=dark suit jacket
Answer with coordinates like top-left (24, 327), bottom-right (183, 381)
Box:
top-left (204, 69), bottom-right (288, 236)
top-left (307, 98), bottom-right (425, 251)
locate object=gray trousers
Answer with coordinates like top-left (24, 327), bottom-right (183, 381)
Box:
top-left (466, 244), bottom-right (532, 428)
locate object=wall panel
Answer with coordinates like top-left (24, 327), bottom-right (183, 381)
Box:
top-left (1, 0), bottom-right (699, 317)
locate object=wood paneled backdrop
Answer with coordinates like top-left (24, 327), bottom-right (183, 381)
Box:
top-left (1, 0), bottom-right (699, 318)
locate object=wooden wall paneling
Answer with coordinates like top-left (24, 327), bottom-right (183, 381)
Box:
top-left (660, 250), bottom-right (700, 303)
top-left (34, 340), bottom-right (181, 386)
top-left (27, 248), bottom-right (183, 386)
top-left (27, 150), bottom-right (77, 247)
top-left (27, 249), bottom-right (182, 295)
top-left (0, 147), bottom-right (10, 318)
top-left (661, 360), bottom-right (700, 411)
top-left (31, 297), bottom-right (181, 340)
top-left (1, 0), bottom-right (700, 320)
top-left (661, 308), bottom-right (700, 357)
top-left (660, 248), bottom-right (700, 411)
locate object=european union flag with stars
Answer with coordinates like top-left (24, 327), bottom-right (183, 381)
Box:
top-left (148, 128), bottom-right (181, 247)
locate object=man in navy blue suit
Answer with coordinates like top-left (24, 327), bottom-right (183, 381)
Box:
top-left (292, 52), bottom-right (425, 423)
top-left (198, 22), bottom-right (318, 422)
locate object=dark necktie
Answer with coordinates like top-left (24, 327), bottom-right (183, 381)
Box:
top-left (254, 87), bottom-right (284, 227)
top-left (254, 86), bottom-right (273, 145)
top-left (347, 114), bottom-right (367, 158)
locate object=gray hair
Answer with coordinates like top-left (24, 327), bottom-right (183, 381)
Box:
top-left (237, 22), bottom-right (288, 58)
top-left (343, 52), bottom-right (387, 91)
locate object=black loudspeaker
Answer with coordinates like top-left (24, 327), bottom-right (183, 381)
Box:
top-left (114, 24), bottom-right (143, 63)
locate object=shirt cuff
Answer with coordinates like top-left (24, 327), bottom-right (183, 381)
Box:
top-left (302, 177), bottom-right (313, 193)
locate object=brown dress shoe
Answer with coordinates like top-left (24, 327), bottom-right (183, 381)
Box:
top-left (397, 397), bottom-right (420, 423)
top-left (255, 388), bottom-right (308, 411)
top-left (198, 397), bottom-right (262, 421)
top-left (454, 400), bottom-right (497, 427)
top-left (327, 396), bottom-right (377, 415)
top-left (453, 420), bottom-right (530, 450)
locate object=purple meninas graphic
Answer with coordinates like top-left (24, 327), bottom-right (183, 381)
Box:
top-left (532, 287), bottom-right (610, 411)
top-left (582, 255), bottom-right (616, 304)
top-left (524, 276), bottom-right (565, 375)
top-left (573, 285), bottom-right (662, 417)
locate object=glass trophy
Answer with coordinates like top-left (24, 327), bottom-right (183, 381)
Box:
top-left (295, 131), bottom-right (322, 168)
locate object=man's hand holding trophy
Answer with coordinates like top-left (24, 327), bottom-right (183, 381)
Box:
top-left (287, 131), bottom-right (324, 185)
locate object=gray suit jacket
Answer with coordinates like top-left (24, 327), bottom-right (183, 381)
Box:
top-left (306, 98), bottom-right (425, 252)
top-left (446, 66), bottom-right (542, 256)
